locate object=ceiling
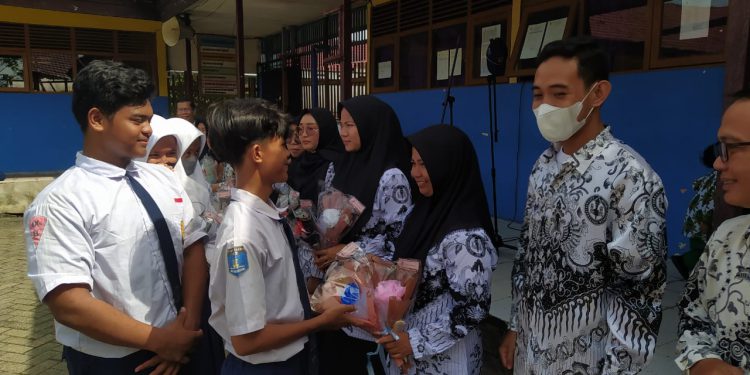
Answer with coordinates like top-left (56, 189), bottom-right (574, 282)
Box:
top-left (186, 0), bottom-right (346, 39)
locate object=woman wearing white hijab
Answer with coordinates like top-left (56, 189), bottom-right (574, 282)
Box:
top-left (138, 115), bottom-right (225, 373)
top-left (168, 117), bottom-right (213, 218)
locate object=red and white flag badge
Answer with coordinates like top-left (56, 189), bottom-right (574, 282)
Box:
top-left (29, 216), bottom-right (47, 249)
top-left (174, 197), bottom-right (183, 203)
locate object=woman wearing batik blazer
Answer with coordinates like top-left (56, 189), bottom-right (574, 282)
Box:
top-left (377, 125), bottom-right (498, 374)
top-left (316, 95), bottom-right (414, 375)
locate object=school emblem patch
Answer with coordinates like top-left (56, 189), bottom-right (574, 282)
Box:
top-left (29, 216), bottom-right (47, 249)
top-left (227, 246), bottom-right (248, 276)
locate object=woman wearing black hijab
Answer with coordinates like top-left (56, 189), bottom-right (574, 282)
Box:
top-left (317, 96), bottom-right (413, 375)
top-left (290, 108), bottom-right (345, 288)
top-left (292, 107), bottom-right (344, 203)
top-left (376, 125), bottom-right (498, 375)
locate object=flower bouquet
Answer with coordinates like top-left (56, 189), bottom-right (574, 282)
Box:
top-left (313, 187), bottom-right (365, 251)
top-left (309, 243), bottom-right (378, 325)
top-left (274, 184), bottom-right (317, 241)
top-left (370, 257), bottom-right (421, 373)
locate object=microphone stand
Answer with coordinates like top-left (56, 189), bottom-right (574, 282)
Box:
top-left (440, 35), bottom-right (461, 126)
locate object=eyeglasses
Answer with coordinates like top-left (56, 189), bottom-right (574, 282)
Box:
top-left (298, 125), bottom-right (319, 135)
top-left (714, 141), bottom-right (750, 162)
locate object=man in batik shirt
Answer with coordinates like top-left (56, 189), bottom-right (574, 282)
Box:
top-left (499, 37), bottom-right (667, 374)
top-left (676, 91), bottom-right (750, 375)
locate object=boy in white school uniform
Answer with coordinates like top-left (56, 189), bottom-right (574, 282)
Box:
top-left (24, 60), bottom-right (207, 375)
top-left (205, 98), bottom-right (361, 375)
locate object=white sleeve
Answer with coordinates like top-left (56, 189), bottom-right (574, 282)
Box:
top-left (25, 199), bottom-right (95, 300)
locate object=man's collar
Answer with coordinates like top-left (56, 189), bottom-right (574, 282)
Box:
top-left (76, 152), bottom-right (138, 178)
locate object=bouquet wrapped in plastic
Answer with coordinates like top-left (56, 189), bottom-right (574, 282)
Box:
top-left (313, 187), bottom-right (365, 251)
top-left (370, 257), bottom-right (421, 373)
top-left (274, 184), bottom-right (317, 240)
top-left (310, 243), bottom-right (421, 373)
top-left (309, 243), bottom-right (378, 326)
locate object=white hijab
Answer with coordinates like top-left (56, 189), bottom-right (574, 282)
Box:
top-left (167, 117), bottom-right (212, 216)
top-left (136, 115), bottom-right (178, 163)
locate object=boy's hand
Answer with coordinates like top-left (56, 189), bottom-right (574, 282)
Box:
top-left (146, 307), bottom-right (203, 363)
top-left (135, 356), bottom-right (182, 375)
top-left (317, 298), bottom-right (366, 331)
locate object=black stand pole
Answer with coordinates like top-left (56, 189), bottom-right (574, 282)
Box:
top-left (441, 36), bottom-right (461, 126)
top-left (487, 74), bottom-right (517, 251)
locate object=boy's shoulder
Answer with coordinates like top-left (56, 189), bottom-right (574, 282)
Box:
top-left (215, 201), bottom-right (274, 249)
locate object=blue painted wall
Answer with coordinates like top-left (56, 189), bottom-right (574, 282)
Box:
top-left (377, 66), bottom-right (725, 256)
top-left (0, 94), bottom-right (169, 173)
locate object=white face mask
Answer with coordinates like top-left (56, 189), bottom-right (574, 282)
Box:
top-left (182, 155), bottom-right (198, 175)
top-left (533, 82), bottom-right (599, 142)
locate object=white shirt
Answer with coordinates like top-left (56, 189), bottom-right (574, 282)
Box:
top-left (24, 152), bottom-right (206, 358)
top-left (207, 188), bottom-right (306, 364)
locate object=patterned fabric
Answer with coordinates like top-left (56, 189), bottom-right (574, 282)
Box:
top-left (355, 167), bottom-right (413, 260)
top-left (384, 228), bottom-right (497, 375)
top-left (343, 167), bottom-right (413, 342)
top-left (676, 214), bottom-right (750, 371)
top-left (683, 171), bottom-right (717, 241)
top-left (510, 127), bottom-right (668, 374)
top-left (324, 162), bottom-right (335, 191)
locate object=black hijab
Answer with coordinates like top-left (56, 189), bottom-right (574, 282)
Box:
top-left (332, 96), bottom-right (411, 241)
top-left (287, 108), bottom-right (344, 205)
top-left (393, 125), bottom-right (497, 262)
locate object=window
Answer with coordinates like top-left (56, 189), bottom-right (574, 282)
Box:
top-left (369, 0), bottom-right (512, 92)
top-left (0, 54), bottom-right (25, 89)
top-left (651, 0), bottom-right (727, 68)
top-left (585, 0), bottom-right (649, 72)
top-left (509, 0), bottom-right (578, 76)
top-left (0, 22), bottom-right (157, 93)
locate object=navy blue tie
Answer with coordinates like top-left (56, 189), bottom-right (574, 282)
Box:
top-left (280, 220), bottom-right (318, 375)
top-left (126, 173), bottom-right (183, 309)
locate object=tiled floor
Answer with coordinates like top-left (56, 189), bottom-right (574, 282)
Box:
top-left (489, 219), bottom-right (684, 375)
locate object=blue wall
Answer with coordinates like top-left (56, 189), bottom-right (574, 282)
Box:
top-left (0, 94), bottom-right (169, 174)
top-left (377, 66), bottom-right (725, 256)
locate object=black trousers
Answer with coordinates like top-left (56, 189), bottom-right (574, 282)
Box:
top-left (318, 329), bottom-right (385, 375)
top-left (63, 346), bottom-right (156, 375)
top-left (221, 348), bottom-right (307, 375)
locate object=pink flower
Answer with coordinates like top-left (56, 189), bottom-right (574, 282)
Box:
top-left (374, 280), bottom-right (406, 304)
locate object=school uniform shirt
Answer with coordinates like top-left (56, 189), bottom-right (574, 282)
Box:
top-left (676, 214), bottom-right (750, 371)
top-left (383, 228), bottom-right (496, 375)
top-left (24, 152), bottom-right (206, 358)
top-left (510, 127), bottom-right (668, 374)
top-left (207, 188), bottom-right (306, 364)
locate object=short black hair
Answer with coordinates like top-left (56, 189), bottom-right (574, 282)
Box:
top-left (194, 115), bottom-right (206, 126)
top-left (702, 143), bottom-right (717, 169)
top-left (177, 98), bottom-right (196, 109)
top-left (537, 36), bottom-right (609, 88)
top-left (206, 98), bottom-right (289, 166)
top-left (72, 60), bottom-right (154, 132)
top-left (729, 89), bottom-right (750, 105)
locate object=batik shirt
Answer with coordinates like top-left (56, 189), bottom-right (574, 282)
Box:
top-left (384, 228), bottom-right (497, 375)
top-left (683, 171), bottom-right (717, 241)
top-left (354, 167), bottom-right (413, 260)
top-left (676, 214), bottom-right (750, 371)
top-left (344, 167), bottom-right (413, 341)
top-left (510, 127), bottom-right (668, 374)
